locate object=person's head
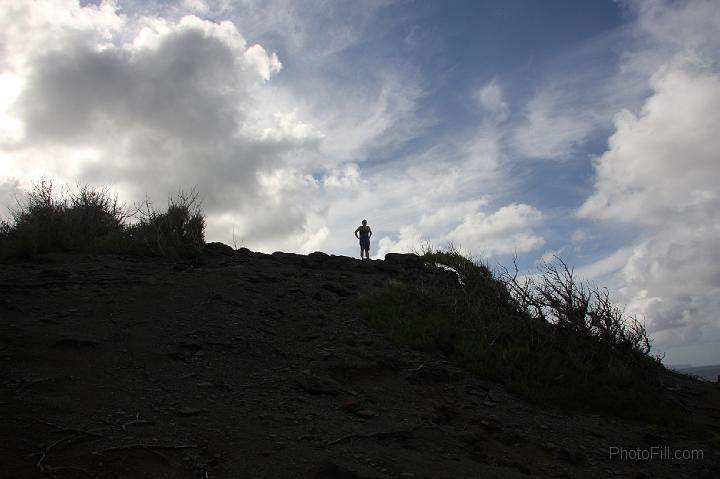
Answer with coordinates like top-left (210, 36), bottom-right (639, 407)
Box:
top-left (362, 219), bottom-right (367, 225)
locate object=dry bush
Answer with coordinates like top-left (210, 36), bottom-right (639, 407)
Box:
top-left (128, 189), bottom-right (205, 258)
top-left (360, 248), bottom-right (673, 424)
top-left (0, 181), bottom-right (205, 259)
top-left (500, 255), bottom-right (651, 359)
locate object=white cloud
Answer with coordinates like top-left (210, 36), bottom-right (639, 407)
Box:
top-left (315, 75), bottom-right (426, 164)
top-left (0, 177), bottom-right (21, 218)
top-left (579, 63), bottom-right (720, 224)
top-left (0, 1), bottom-right (332, 246)
top-left (474, 79), bottom-right (508, 121)
top-left (512, 88), bottom-right (598, 160)
top-left (578, 0), bottom-right (720, 364)
top-left (575, 247), bottom-right (633, 283)
top-left (182, 0), bottom-right (209, 15)
top-left (445, 203), bottom-right (544, 256)
top-left (539, 249), bottom-right (563, 264)
top-left (570, 229), bottom-right (591, 244)
top-left (376, 225), bottom-right (423, 259)
top-left (0, 0), bottom-right (547, 272)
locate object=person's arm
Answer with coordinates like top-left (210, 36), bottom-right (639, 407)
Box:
top-left (354, 227), bottom-right (360, 239)
top-left (368, 227), bottom-right (372, 238)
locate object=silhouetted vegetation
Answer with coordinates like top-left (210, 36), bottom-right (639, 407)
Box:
top-left (359, 245), bottom-right (677, 425)
top-left (0, 181), bottom-right (205, 259)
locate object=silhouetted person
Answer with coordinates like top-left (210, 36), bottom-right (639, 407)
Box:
top-left (354, 219), bottom-right (372, 260)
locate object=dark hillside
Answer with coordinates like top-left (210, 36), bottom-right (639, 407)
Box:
top-left (0, 248), bottom-right (718, 478)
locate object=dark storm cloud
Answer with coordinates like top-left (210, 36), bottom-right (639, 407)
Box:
top-left (19, 30), bottom-right (240, 143)
top-left (12, 12), bottom-right (319, 235)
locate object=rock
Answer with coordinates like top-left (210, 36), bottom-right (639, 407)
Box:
top-left (342, 400), bottom-right (377, 418)
top-left (177, 407), bottom-right (206, 416)
top-left (205, 242), bottom-right (234, 255)
top-left (353, 409), bottom-right (377, 419)
top-left (308, 251), bottom-right (329, 261)
top-left (384, 253), bottom-right (424, 268)
top-left (272, 251), bottom-right (305, 264)
top-left (297, 370), bottom-right (341, 395)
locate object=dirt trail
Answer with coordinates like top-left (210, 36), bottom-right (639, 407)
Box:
top-left (0, 249), bottom-right (718, 478)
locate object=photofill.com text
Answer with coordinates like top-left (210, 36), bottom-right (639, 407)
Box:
top-left (609, 446), bottom-right (704, 461)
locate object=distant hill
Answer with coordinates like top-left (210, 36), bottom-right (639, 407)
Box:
top-left (677, 364), bottom-right (720, 382)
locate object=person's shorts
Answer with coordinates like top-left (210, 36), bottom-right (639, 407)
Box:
top-left (360, 237), bottom-right (370, 251)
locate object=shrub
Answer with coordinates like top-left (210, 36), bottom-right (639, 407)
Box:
top-left (500, 256), bottom-right (652, 360)
top-left (126, 189), bottom-right (205, 258)
top-left (358, 247), bottom-right (677, 424)
top-left (0, 181), bottom-right (129, 257)
top-left (0, 182), bottom-right (205, 259)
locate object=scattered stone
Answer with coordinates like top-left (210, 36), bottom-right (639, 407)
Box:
top-left (353, 409), bottom-right (377, 419)
top-left (197, 381), bottom-right (214, 388)
top-left (177, 407), bottom-right (207, 416)
top-left (297, 370), bottom-right (341, 395)
top-left (342, 399), bottom-right (378, 418)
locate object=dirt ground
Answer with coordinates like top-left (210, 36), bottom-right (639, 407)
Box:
top-left (1, 248), bottom-right (718, 478)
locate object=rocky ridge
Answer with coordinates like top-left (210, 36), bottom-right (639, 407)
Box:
top-left (0, 247), bottom-right (718, 478)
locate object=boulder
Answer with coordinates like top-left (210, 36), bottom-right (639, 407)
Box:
top-left (308, 251), bottom-right (330, 261)
top-left (205, 242), bottom-right (234, 255)
top-left (384, 253), bottom-right (424, 268)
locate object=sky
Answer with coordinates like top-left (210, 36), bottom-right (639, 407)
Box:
top-left (1, 0), bottom-right (719, 366)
